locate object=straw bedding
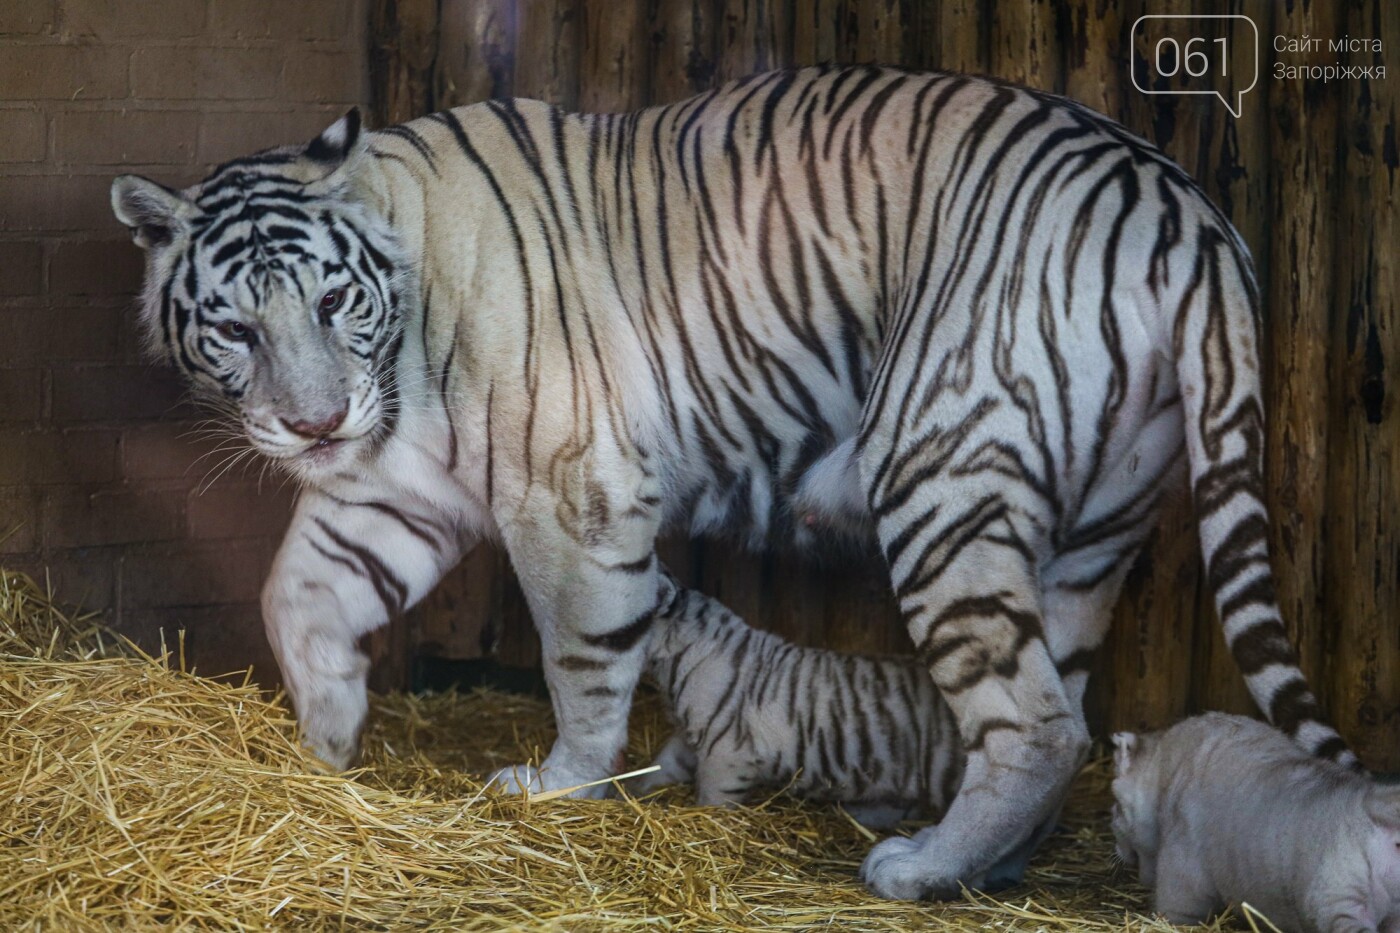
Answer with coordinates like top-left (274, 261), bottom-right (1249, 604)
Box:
top-left (1, 570), bottom-right (1238, 931)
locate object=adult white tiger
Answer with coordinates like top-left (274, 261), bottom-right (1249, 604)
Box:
top-left (111, 66), bottom-right (1352, 900)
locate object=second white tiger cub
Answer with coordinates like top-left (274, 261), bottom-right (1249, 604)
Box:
top-left (634, 578), bottom-right (964, 831)
top-left (1112, 713), bottom-right (1400, 932)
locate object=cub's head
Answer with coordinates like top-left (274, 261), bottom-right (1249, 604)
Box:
top-left (111, 109), bottom-right (405, 481)
top-left (1110, 731), bottom-right (1161, 873)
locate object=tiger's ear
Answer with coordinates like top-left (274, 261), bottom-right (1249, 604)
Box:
top-left (302, 108), bottom-right (369, 194)
top-left (110, 175), bottom-right (193, 250)
top-left (1112, 732), bottom-right (1139, 774)
top-left (305, 107), bottom-right (362, 164)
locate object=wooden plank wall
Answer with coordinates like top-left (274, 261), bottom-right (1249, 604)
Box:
top-left (369, 0), bottom-right (1399, 767)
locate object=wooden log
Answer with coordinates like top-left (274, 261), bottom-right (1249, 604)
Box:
top-left (1061, 0), bottom-right (1121, 116)
top-left (716, 0), bottom-right (792, 81)
top-left (902, 0), bottom-right (939, 72)
top-left (792, 0), bottom-right (844, 67)
top-left (933, 0), bottom-right (988, 75)
top-left (1325, 0), bottom-right (1399, 770)
top-left (649, 0), bottom-right (721, 102)
top-left (852, 0), bottom-right (905, 65)
top-left (990, 0), bottom-right (1062, 93)
top-left (435, 0), bottom-right (517, 108)
top-left (1091, 501), bottom-right (1203, 736)
top-left (368, 0), bottom-right (440, 126)
top-left (515, 0), bottom-right (582, 107)
top-left (579, 0), bottom-right (648, 111)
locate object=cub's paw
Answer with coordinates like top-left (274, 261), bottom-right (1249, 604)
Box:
top-left (619, 740), bottom-right (697, 798)
top-left (859, 835), bottom-right (960, 901)
top-left (619, 767), bottom-right (681, 797)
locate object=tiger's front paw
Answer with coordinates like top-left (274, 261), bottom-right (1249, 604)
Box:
top-left (486, 762), bottom-right (545, 795)
top-left (859, 833), bottom-right (961, 901)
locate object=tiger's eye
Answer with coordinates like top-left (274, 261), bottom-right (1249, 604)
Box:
top-left (216, 320), bottom-right (254, 343)
top-left (319, 287), bottom-right (347, 322)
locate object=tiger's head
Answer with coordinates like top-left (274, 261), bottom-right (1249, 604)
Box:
top-left (111, 109), bottom-right (406, 482)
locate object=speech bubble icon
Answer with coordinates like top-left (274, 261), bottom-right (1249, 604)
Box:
top-left (1130, 14), bottom-right (1259, 118)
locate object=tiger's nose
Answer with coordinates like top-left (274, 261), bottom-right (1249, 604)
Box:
top-left (282, 403), bottom-right (348, 440)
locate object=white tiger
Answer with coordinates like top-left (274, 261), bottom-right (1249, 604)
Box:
top-left (110, 66), bottom-right (1352, 899)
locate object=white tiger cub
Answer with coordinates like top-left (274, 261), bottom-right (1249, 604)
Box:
top-left (635, 575), bottom-right (964, 830)
top-left (1112, 713), bottom-right (1400, 932)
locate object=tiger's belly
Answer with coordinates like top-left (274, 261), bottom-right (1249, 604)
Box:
top-left (659, 335), bottom-right (1183, 561)
top-left (662, 373), bottom-right (874, 550)
top-left (660, 346), bottom-right (1184, 559)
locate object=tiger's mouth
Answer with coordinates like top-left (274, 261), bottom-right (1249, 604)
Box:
top-left (302, 436), bottom-right (349, 461)
top-left (243, 424), bottom-right (372, 479)
top-left (242, 386), bottom-right (383, 475)
top-left (271, 434), bottom-right (367, 483)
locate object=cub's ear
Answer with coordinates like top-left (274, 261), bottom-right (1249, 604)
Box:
top-left (1365, 783), bottom-right (1400, 829)
top-left (110, 175), bottom-right (193, 250)
top-left (1112, 732), bottom-right (1139, 774)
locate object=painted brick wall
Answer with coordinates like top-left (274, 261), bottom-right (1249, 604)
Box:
top-left (0, 0), bottom-right (369, 682)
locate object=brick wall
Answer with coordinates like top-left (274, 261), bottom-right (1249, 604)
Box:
top-left (0, 0), bottom-right (369, 683)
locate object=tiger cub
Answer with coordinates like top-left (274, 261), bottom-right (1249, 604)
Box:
top-left (634, 579), bottom-right (964, 831)
top-left (1112, 713), bottom-right (1400, 932)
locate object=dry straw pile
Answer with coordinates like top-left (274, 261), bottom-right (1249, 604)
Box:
top-left (1, 569), bottom-right (1232, 930)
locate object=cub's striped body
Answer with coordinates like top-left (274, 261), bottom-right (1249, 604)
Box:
top-left (639, 576), bottom-right (963, 828)
top-left (112, 66), bottom-right (1350, 900)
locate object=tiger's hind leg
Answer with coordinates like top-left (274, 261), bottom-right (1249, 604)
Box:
top-left (973, 542), bottom-right (1147, 890)
top-left (858, 497), bottom-right (1088, 900)
top-left (977, 821), bottom-right (1053, 891)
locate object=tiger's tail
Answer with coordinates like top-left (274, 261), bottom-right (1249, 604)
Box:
top-left (1171, 223), bottom-right (1356, 769)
